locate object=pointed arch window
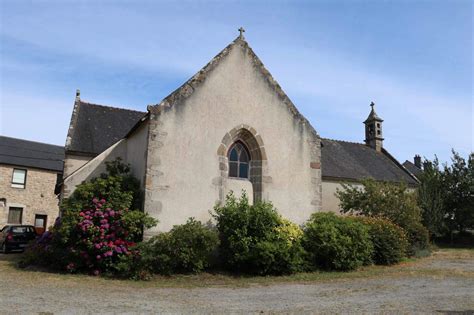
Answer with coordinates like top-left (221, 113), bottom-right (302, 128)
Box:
top-left (228, 142), bottom-right (250, 179)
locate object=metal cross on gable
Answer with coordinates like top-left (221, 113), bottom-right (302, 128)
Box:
top-left (238, 27), bottom-right (245, 38)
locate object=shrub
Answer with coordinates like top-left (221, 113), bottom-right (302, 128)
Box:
top-left (20, 159), bottom-right (157, 277)
top-left (302, 212), bottom-right (373, 271)
top-left (24, 198), bottom-right (155, 276)
top-left (336, 178), bottom-right (430, 255)
top-left (355, 217), bottom-right (408, 265)
top-left (139, 218), bottom-right (219, 275)
top-left (404, 222), bottom-right (430, 256)
top-left (212, 192), bottom-right (305, 275)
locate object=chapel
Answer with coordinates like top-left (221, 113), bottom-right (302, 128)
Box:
top-left (62, 32), bottom-right (417, 235)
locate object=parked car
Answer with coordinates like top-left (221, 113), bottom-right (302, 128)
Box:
top-left (0, 225), bottom-right (37, 253)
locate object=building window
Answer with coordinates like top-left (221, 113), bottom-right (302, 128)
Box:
top-left (8, 207), bottom-right (23, 224)
top-left (228, 141), bottom-right (250, 179)
top-left (11, 169), bottom-right (27, 189)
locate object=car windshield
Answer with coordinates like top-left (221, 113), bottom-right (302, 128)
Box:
top-left (11, 226), bottom-right (34, 234)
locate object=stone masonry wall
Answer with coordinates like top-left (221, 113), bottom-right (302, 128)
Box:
top-left (0, 165), bottom-right (60, 229)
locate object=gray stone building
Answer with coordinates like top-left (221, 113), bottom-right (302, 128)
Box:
top-left (0, 136), bottom-right (63, 233)
top-left (62, 34), bottom-right (417, 235)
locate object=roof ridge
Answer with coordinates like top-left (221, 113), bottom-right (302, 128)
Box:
top-left (148, 36), bottom-right (241, 113)
top-left (0, 135), bottom-right (63, 149)
top-left (322, 137), bottom-right (365, 146)
top-left (79, 100), bottom-right (145, 114)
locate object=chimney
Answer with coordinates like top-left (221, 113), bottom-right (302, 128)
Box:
top-left (414, 155), bottom-right (421, 169)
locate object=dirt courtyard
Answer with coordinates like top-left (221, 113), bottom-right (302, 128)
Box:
top-left (0, 248), bottom-right (473, 314)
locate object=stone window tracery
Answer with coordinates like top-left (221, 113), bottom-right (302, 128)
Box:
top-left (228, 141), bottom-right (250, 179)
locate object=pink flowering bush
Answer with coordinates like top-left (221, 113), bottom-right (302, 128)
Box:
top-left (20, 159), bottom-right (157, 278)
top-left (65, 197), bottom-right (138, 275)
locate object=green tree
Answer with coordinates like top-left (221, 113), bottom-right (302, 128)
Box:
top-left (336, 178), bottom-right (429, 255)
top-left (417, 158), bottom-right (446, 237)
top-left (443, 151), bottom-right (474, 234)
top-left (336, 178), bottom-right (422, 227)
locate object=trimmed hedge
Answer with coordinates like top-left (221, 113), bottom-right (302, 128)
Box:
top-left (355, 217), bottom-right (408, 265)
top-left (302, 212), bottom-right (373, 271)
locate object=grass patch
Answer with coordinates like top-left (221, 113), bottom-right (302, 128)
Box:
top-left (1, 248), bottom-right (473, 289)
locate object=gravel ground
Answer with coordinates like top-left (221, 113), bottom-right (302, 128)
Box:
top-left (0, 249), bottom-right (473, 314)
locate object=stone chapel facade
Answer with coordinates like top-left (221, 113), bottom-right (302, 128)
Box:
top-left (62, 34), bottom-right (417, 236)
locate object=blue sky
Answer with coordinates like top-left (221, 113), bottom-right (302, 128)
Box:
top-left (0, 0), bottom-right (472, 164)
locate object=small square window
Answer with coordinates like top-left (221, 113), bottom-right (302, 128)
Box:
top-left (12, 169), bottom-right (27, 189)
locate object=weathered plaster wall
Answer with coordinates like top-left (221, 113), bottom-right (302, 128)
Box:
top-left (225, 178), bottom-right (254, 205)
top-left (144, 39), bottom-right (321, 234)
top-left (321, 179), bottom-right (363, 214)
top-left (62, 140), bottom-right (127, 198)
top-left (126, 122), bottom-right (149, 189)
top-left (0, 165), bottom-right (59, 228)
top-left (62, 124), bottom-right (149, 199)
top-left (63, 154), bottom-right (93, 178)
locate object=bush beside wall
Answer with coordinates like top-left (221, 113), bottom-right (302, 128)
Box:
top-left (212, 193), bottom-right (305, 275)
top-left (355, 217), bottom-right (408, 265)
top-left (139, 218), bottom-right (219, 275)
top-left (302, 212), bottom-right (373, 271)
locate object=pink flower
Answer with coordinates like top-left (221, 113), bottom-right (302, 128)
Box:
top-left (96, 255), bottom-right (101, 260)
top-left (93, 270), bottom-right (100, 276)
top-left (66, 263), bottom-right (75, 272)
top-left (92, 198), bottom-right (99, 204)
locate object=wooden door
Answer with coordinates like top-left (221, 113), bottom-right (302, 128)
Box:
top-left (34, 215), bottom-right (47, 235)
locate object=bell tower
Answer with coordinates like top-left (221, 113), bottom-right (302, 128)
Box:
top-left (364, 102), bottom-right (384, 152)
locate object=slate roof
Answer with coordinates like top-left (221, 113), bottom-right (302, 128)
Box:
top-left (0, 136), bottom-right (64, 172)
top-left (65, 100), bottom-right (146, 156)
top-left (321, 138), bottom-right (418, 185)
top-left (402, 160), bottom-right (423, 178)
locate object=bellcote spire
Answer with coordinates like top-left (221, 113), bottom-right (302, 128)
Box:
top-left (364, 102), bottom-right (384, 151)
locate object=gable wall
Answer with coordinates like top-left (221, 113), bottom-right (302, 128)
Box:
top-left (63, 154), bottom-right (93, 179)
top-left (62, 122), bottom-right (149, 199)
top-left (144, 41), bottom-right (321, 234)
